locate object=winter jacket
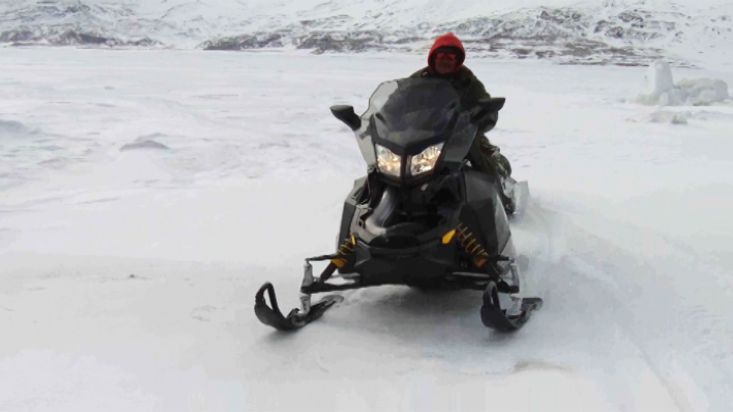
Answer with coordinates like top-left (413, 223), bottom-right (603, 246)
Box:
top-left (409, 65), bottom-right (492, 113)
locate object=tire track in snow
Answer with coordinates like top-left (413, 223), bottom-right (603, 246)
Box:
top-left (517, 203), bottom-right (683, 410)
top-left (529, 203), bottom-right (732, 411)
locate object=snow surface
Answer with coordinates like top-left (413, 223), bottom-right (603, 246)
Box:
top-left (1, 48), bottom-right (733, 411)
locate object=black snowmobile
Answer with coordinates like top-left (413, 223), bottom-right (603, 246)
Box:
top-left (255, 77), bottom-right (542, 332)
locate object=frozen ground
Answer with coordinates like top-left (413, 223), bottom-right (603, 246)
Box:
top-left (1, 48), bottom-right (732, 411)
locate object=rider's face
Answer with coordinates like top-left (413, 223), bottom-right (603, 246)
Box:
top-left (434, 51), bottom-right (459, 75)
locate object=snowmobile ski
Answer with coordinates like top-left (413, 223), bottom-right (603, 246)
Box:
top-left (254, 258), bottom-right (348, 331)
top-left (480, 281), bottom-right (543, 331)
top-left (254, 282), bottom-right (343, 331)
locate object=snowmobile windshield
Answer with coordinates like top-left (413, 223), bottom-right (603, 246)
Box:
top-left (360, 78), bottom-right (477, 175)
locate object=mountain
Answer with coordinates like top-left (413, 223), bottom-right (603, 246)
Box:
top-left (1, 0), bottom-right (731, 66)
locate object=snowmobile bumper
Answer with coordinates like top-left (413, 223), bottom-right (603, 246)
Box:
top-left (350, 238), bottom-right (459, 286)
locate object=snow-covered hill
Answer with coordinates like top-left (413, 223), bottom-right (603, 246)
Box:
top-left (1, 0), bottom-right (732, 67)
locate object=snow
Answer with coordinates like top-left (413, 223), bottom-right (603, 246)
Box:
top-left (644, 60), bottom-right (676, 97)
top-left (676, 78), bottom-right (730, 105)
top-left (2, 0), bottom-right (733, 68)
top-left (1, 47), bottom-right (733, 411)
top-left (638, 60), bottom-right (730, 106)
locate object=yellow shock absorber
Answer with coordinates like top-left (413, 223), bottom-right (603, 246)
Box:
top-left (331, 234), bottom-right (357, 269)
top-left (456, 223), bottom-right (490, 269)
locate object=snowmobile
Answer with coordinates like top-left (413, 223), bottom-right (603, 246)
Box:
top-left (254, 77), bottom-right (542, 332)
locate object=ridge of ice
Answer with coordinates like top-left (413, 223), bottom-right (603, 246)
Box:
top-left (638, 60), bottom-right (730, 106)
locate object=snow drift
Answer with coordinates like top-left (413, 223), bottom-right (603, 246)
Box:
top-left (637, 60), bottom-right (730, 105)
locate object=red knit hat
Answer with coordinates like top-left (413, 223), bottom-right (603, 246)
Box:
top-left (428, 32), bottom-right (465, 70)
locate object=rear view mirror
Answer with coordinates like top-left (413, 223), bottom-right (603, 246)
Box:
top-left (471, 97), bottom-right (505, 133)
top-left (476, 97), bottom-right (505, 113)
top-left (330, 105), bottom-right (361, 131)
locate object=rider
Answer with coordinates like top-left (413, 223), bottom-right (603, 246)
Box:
top-left (410, 33), bottom-right (514, 210)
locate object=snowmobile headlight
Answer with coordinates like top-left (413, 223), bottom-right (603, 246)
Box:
top-left (408, 143), bottom-right (444, 176)
top-left (376, 144), bottom-right (401, 178)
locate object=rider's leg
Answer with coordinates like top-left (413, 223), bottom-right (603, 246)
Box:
top-left (469, 135), bottom-right (515, 214)
top-left (477, 135), bottom-right (511, 179)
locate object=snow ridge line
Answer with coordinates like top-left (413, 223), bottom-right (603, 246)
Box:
top-left (1, 1), bottom-right (732, 66)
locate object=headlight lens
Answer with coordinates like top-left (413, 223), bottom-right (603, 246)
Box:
top-left (376, 144), bottom-right (401, 177)
top-left (408, 143), bottom-right (444, 176)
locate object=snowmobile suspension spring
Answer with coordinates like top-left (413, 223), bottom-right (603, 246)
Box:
top-left (331, 235), bottom-right (356, 269)
top-left (456, 223), bottom-right (490, 269)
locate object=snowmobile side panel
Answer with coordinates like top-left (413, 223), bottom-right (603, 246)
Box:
top-left (337, 176), bottom-right (367, 247)
top-left (461, 169), bottom-right (512, 259)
